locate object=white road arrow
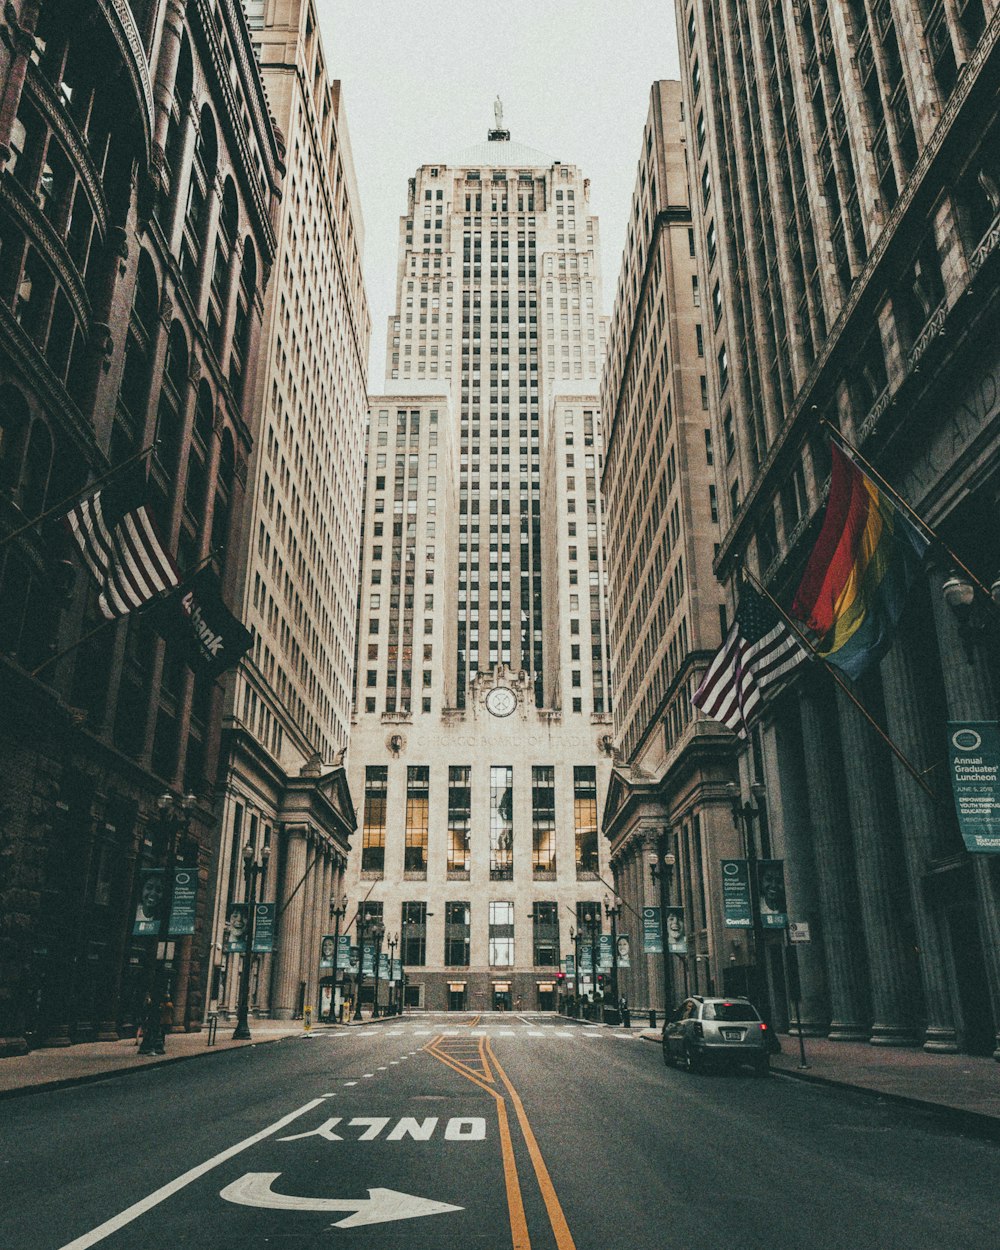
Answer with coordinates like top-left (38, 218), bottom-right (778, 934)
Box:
top-left (219, 1172), bottom-right (464, 1229)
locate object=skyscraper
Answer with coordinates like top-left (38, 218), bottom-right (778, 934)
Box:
top-left (345, 113), bottom-right (615, 1013)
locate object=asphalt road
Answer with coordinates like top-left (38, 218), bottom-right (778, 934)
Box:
top-left (2, 1013), bottom-right (998, 1250)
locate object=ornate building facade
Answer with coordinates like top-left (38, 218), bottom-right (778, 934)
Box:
top-left (679, 0), bottom-right (1000, 1054)
top-left (208, 1), bottom-right (369, 1023)
top-left (0, 0), bottom-right (281, 1052)
top-left (344, 124), bottom-right (616, 1013)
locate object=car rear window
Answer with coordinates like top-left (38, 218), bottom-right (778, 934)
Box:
top-left (702, 1002), bottom-right (760, 1022)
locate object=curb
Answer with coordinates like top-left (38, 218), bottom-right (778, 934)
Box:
top-left (0, 1031), bottom-right (300, 1103)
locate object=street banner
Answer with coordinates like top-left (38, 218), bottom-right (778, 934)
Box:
top-left (757, 859), bottom-right (789, 928)
top-left (319, 933), bottom-right (337, 968)
top-left (642, 906), bottom-right (662, 953)
top-left (665, 907), bottom-right (688, 954)
top-left (722, 859), bottom-right (753, 928)
top-left (143, 565), bottom-right (252, 678)
top-left (378, 952), bottom-right (390, 979)
top-left (133, 868), bottom-right (166, 936)
top-left (252, 902), bottom-right (275, 952)
top-left (563, 954), bottom-right (575, 977)
top-left (788, 920), bottom-right (811, 944)
top-left (337, 935), bottom-right (351, 970)
top-left (599, 934), bottom-right (614, 971)
top-left (391, 958), bottom-right (402, 982)
top-left (167, 867), bottom-right (197, 936)
top-left (347, 944), bottom-right (360, 975)
top-left (225, 902), bottom-right (249, 952)
top-left (579, 945), bottom-right (593, 973)
top-left (947, 721), bottom-right (1000, 853)
top-left (361, 942), bottom-right (375, 976)
top-left (616, 934), bottom-right (631, 968)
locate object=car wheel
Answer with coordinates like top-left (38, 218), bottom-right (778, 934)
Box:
top-left (682, 1043), bottom-right (700, 1073)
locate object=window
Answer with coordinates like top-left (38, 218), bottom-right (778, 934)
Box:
top-left (361, 766), bottom-right (388, 872)
top-left (532, 901), bottom-right (559, 967)
top-left (573, 766), bottom-right (598, 875)
top-left (489, 900), bottom-right (514, 967)
top-left (447, 766), bottom-right (471, 872)
top-left (402, 900), bottom-right (427, 966)
top-left (445, 902), bottom-right (470, 966)
top-left (490, 765), bottom-right (514, 879)
top-left (404, 766), bottom-right (429, 872)
top-left (532, 766), bottom-right (556, 876)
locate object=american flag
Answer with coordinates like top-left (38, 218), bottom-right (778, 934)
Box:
top-left (692, 583), bottom-right (808, 737)
top-left (65, 463), bottom-right (180, 619)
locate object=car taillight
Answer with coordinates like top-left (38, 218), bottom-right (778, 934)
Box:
top-left (760, 1022), bottom-right (767, 1031)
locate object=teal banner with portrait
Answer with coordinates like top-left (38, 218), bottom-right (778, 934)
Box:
top-left (722, 859), bottom-right (753, 928)
top-left (348, 944), bottom-right (360, 975)
top-left (133, 868), bottom-right (166, 936)
top-left (642, 906), bottom-right (662, 953)
top-left (665, 907), bottom-right (687, 954)
top-left (225, 902), bottom-right (249, 953)
top-left (319, 933), bottom-right (337, 968)
top-left (167, 867), bottom-right (197, 936)
top-left (252, 902), bottom-right (275, 952)
top-left (947, 721), bottom-right (1000, 853)
top-left (616, 934), bottom-right (631, 968)
top-left (757, 859), bottom-right (788, 928)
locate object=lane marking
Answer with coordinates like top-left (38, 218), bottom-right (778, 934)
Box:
top-left (343, 1081), bottom-right (358, 1086)
top-left (58, 1097), bottom-right (329, 1249)
top-left (487, 1040), bottom-right (577, 1250)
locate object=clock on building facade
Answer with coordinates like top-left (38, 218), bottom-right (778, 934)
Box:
top-left (485, 686), bottom-right (518, 718)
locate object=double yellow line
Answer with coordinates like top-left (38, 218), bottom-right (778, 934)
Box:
top-left (423, 1033), bottom-right (575, 1250)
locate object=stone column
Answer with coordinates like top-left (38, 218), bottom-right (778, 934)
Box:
top-left (271, 827), bottom-right (308, 1019)
top-left (929, 574), bottom-right (1000, 1060)
top-left (299, 841), bottom-right (320, 1016)
top-left (835, 685), bottom-right (918, 1044)
top-left (763, 707), bottom-right (829, 1035)
top-left (798, 684), bottom-right (870, 1039)
top-left (879, 630), bottom-right (960, 1050)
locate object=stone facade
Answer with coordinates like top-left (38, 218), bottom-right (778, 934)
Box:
top-left (678, 1), bottom-right (1000, 1054)
top-left (344, 126), bottom-right (615, 1013)
top-left (0, 0), bottom-right (282, 1051)
top-left (208, 1), bottom-right (369, 1023)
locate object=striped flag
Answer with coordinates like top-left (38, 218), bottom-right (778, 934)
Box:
top-left (64, 463), bottom-right (180, 619)
top-left (692, 583), bottom-right (808, 737)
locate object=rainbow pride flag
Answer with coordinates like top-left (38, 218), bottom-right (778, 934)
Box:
top-left (790, 442), bottom-right (929, 679)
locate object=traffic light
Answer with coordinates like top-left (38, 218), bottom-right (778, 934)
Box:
top-left (555, 971), bottom-right (566, 983)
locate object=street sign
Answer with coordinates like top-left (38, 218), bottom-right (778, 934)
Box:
top-left (788, 921), bottom-right (811, 944)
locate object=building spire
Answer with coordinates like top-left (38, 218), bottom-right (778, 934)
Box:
top-left (488, 94), bottom-right (510, 141)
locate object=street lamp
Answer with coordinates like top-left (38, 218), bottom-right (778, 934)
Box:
top-left (726, 780), bottom-right (768, 1014)
top-left (370, 921), bottom-right (386, 1018)
top-left (582, 907), bottom-right (601, 1018)
top-left (385, 932), bottom-right (399, 1015)
top-left (327, 894), bottom-right (347, 1022)
top-left (138, 791), bottom-right (196, 1056)
top-left (649, 834), bottom-right (676, 1023)
top-left (568, 925), bottom-right (581, 1016)
top-left (603, 894), bottom-right (623, 1009)
top-left (232, 840), bottom-right (271, 1040)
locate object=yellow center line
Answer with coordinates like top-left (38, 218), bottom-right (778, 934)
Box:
top-left (466, 1013), bottom-right (482, 1028)
top-left (486, 1039), bottom-right (577, 1250)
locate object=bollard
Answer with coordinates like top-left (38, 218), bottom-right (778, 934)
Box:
top-left (649, 1009), bottom-right (657, 1030)
top-left (303, 1005), bottom-right (312, 1034)
top-left (206, 1013), bottom-right (218, 1046)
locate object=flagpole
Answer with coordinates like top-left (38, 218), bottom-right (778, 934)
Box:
top-left (30, 548), bottom-right (221, 679)
top-left (0, 443), bottom-right (158, 552)
top-left (742, 566), bottom-right (939, 802)
top-left (821, 420), bottom-right (996, 606)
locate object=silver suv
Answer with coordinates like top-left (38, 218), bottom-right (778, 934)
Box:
top-left (662, 996), bottom-right (769, 1075)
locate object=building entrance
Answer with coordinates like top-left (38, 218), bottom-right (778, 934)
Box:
top-left (448, 984), bottom-right (467, 1011)
top-left (492, 983), bottom-right (512, 1011)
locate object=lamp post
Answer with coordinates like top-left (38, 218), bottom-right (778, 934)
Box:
top-left (233, 840), bottom-right (271, 1040)
top-left (569, 925), bottom-right (581, 1016)
top-left (649, 833), bottom-right (676, 1022)
top-left (386, 932), bottom-right (399, 1015)
top-left (327, 894), bottom-right (347, 1022)
top-left (371, 921), bottom-right (385, 1018)
top-left (138, 791), bottom-right (196, 1056)
top-left (353, 910), bottom-right (369, 1021)
top-left (604, 894), bottom-right (623, 1009)
top-left (727, 780), bottom-right (768, 1013)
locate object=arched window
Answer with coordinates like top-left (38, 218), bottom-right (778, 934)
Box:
top-left (209, 179), bottom-right (238, 356)
top-left (229, 240), bottom-right (256, 398)
top-left (179, 105), bottom-right (218, 292)
top-left (184, 384), bottom-right (213, 526)
top-left (117, 250), bottom-right (159, 453)
top-left (154, 322), bottom-right (189, 480)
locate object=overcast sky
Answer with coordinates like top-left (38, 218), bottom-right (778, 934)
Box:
top-left (318, 2), bottom-right (680, 388)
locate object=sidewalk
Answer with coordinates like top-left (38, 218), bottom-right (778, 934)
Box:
top-left (639, 1026), bottom-right (1000, 1138)
top-left (0, 1020), bottom-right (312, 1099)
